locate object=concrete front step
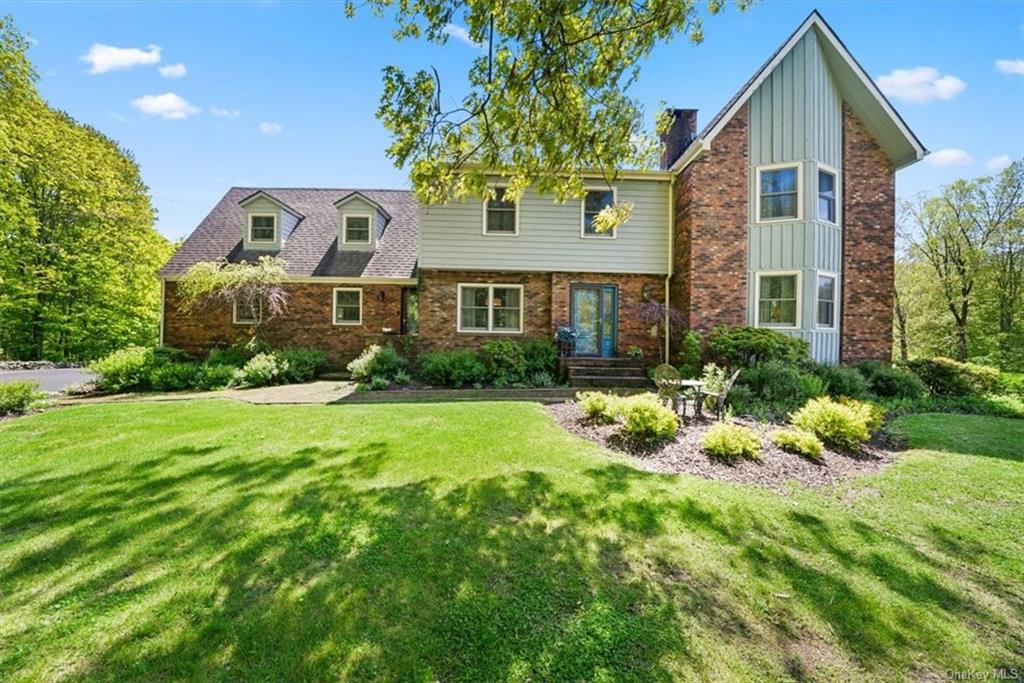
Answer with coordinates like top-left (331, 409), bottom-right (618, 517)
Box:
top-left (569, 375), bottom-right (653, 388)
top-left (563, 356), bottom-right (645, 368)
top-left (567, 365), bottom-right (648, 378)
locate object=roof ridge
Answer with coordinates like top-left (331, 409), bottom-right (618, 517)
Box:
top-left (229, 186), bottom-right (413, 193)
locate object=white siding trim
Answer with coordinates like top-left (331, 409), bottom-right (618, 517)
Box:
top-left (755, 163), bottom-right (803, 224)
top-left (232, 298), bottom-right (262, 325)
top-left (456, 283), bottom-right (525, 334)
top-left (754, 270), bottom-right (802, 330)
top-left (332, 287), bottom-right (363, 325)
top-left (342, 213), bottom-right (374, 246)
top-left (481, 185), bottom-right (520, 236)
top-left (580, 186), bottom-right (618, 239)
top-left (248, 213), bottom-right (277, 243)
top-left (815, 270), bottom-right (839, 329)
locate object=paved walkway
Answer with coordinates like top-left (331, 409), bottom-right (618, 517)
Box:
top-left (64, 381), bottom-right (355, 406)
top-left (1, 368), bottom-right (96, 392)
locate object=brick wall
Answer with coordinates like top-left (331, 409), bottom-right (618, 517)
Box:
top-left (671, 103), bottom-right (749, 338)
top-left (163, 281), bottom-right (406, 367)
top-left (841, 103), bottom-right (895, 363)
top-left (418, 269), bottom-right (666, 361)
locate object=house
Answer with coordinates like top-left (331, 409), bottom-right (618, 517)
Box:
top-left (159, 11), bottom-right (925, 369)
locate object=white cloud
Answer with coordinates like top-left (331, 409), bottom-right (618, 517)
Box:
top-left (158, 63), bottom-right (187, 78)
top-left (131, 92), bottom-right (200, 120)
top-left (211, 107), bottom-right (240, 119)
top-left (442, 23), bottom-right (483, 49)
top-left (995, 59), bottom-right (1024, 76)
top-left (927, 148), bottom-right (973, 168)
top-left (876, 66), bottom-right (966, 103)
top-left (259, 122), bottom-right (283, 135)
top-left (81, 43), bottom-right (161, 74)
top-left (986, 154), bottom-right (1013, 171)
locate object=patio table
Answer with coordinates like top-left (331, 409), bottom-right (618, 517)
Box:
top-left (659, 379), bottom-right (707, 418)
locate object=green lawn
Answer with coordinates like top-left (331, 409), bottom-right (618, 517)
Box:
top-left (1, 402), bottom-right (1022, 681)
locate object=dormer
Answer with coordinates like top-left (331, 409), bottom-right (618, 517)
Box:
top-left (238, 190), bottom-right (303, 251)
top-left (334, 192), bottom-right (390, 252)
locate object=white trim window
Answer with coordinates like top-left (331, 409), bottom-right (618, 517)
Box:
top-left (333, 288), bottom-right (362, 325)
top-left (818, 166), bottom-right (838, 224)
top-left (756, 272), bottom-right (800, 328)
top-left (483, 187), bottom-right (518, 235)
top-left (457, 284), bottom-right (523, 333)
top-left (233, 298), bottom-right (262, 325)
top-left (249, 213), bottom-right (277, 242)
top-left (817, 273), bottom-right (837, 328)
top-left (581, 187), bottom-right (617, 238)
top-left (756, 164), bottom-right (801, 222)
top-left (342, 214), bottom-right (372, 245)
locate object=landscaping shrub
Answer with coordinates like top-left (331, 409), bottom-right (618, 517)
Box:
top-left (904, 357), bottom-right (1001, 397)
top-left (999, 372), bottom-right (1024, 398)
top-left (702, 423), bottom-right (761, 461)
top-left (618, 394), bottom-right (678, 444)
top-left (369, 376), bottom-right (390, 391)
top-left (0, 380), bottom-right (44, 415)
top-left (152, 346), bottom-right (194, 365)
top-left (791, 396), bottom-right (871, 450)
top-left (771, 429), bottom-right (824, 460)
top-left (528, 371), bottom-right (555, 388)
top-left (393, 369), bottom-right (411, 385)
top-left (479, 339), bottom-right (527, 385)
top-left (89, 346), bottom-right (155, 392)
top-left (704, 326), bottom-right (809, 367)
top-left (837, 396), bottom-right (885, 432)
top-left (417, 350), bottom-right (487, 387)
top-left (626, 345), bottom-right (644, 360)
top-left (239, 352), bottom-right (287, 387)
top-left (813, 363), bottom-right (868, 399)
top-left (196, 364), bottom-right (239, 391)
top-left (521, 338), bottom-right (559, 376)
top-left (677, 330), bottom-right (702, 378)
top-left (734, 360), bottom-right (825, 417)
top-left (206, 345), bottom-right (250, 368)
top-left (347, 344), bottom-right (406, 382)
top-left (275, 347), bottom-right (328, 383)
top-left (149, 362), bottom-right (203, 392)
top-left (880, 394), bottom-right (1024, 420)
top-left (854, 360), bottom-right (927, 399)
top-left (576, 391), bottom-right (619, 423)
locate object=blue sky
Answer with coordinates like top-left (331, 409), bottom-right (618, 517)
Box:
top-left (8, 0), bottom-right (1024, 239)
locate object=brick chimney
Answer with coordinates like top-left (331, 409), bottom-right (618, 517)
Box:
top-left (660, 108), bottom-right (698, 170)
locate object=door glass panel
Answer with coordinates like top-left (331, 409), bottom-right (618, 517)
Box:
top-left (601, 287), bottom-right (616, 357)
top-left (572, 288), bottom-right (600, 355)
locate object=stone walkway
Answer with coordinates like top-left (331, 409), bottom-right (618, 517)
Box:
top-left (63, 381), bottom-right (354, 406)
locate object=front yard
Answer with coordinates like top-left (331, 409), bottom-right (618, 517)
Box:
top-left (1, 402), bottom-right (1022, 681)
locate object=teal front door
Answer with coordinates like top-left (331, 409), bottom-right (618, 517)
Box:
top-left (571, 285), bottom-right (618, 357)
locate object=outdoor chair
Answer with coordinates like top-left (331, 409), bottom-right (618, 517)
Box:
top-left (702, 369), bottom-right (741, 421)
top-left (652, 363), bottom-right (682, 413)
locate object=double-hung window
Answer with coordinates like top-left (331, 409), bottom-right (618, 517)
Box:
top-left (581, 188), bottom-right (616, 238)
top-left (483, 187), bottom-right (517, 235)
top-left (343, 214), bottom-right (372, 244)
top-left (458, 284), bottom-right (523, 333)
top-left (758, 165), bottom-right (800, 221)
top-left (233, 298), bottom-right (261, 325)
top-left (333, 288), bottom-right (362, 325)
top-left (818, 168), bottom-right (837, 223)
top-left (757, 273), bottom-right (799, 328)
top-left (249, 214), bottom-right (276, 242)
top-left (817, 274), bottom-right (836, 328)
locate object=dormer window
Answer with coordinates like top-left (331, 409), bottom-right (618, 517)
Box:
top-left (343, 214), bottom-right (372, 245)
top-left (249, 214), bottom-right (277, 242)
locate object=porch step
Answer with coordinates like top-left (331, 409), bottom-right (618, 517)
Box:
top-left (568, 375), bottom-right (653, 389)
top-left (567, 364), bottom-right (648, 378)
top-left (563, 357), bottom-right (645, 368)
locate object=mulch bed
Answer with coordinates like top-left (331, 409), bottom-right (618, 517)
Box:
top-left (546, 401), bottom-right (902, 493)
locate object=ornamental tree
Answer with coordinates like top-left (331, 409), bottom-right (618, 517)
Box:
top-left (177, 256), bottom-right (289, 324)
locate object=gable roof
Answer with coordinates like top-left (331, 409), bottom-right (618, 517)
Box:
top-left (670, 10), bottom-right (927, 172)
top-left (333, 191), bottom-right (392, 220)
top-left (237, 189), bottom-right (305, 219)
top-left (159, 187), bottom-right (418, 279)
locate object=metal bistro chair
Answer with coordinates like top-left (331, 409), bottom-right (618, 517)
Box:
top-left (702, 369), bottom-right (741, 421)
top-left (652, 364), bottom-right (682, 413)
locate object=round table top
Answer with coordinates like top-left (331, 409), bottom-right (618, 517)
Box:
top-left (656, 379), bottom-right (705, 388)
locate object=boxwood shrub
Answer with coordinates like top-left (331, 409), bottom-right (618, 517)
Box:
top-left (704, 325), bottom-right (810, 367)
top-left (904, 357), bottom-right (1001, 397)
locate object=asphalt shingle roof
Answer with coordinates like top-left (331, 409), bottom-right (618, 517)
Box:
top-left (160, 187), bottom-right (418, 279)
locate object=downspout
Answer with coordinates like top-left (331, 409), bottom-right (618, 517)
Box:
top-left (664, 175), bottom-right (675, 364)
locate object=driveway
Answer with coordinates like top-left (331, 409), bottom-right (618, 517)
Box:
top-left (1, 368), bottom-right (96, 393)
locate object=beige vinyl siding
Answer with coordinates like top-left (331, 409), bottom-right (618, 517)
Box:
top-left (746, 30), bottom-right (844, 363)
top-left (419, 178), bottom-right (671, 274)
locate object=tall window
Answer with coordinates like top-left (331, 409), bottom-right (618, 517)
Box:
top-left (818, 169), bottom-right (837, 223)
top-left (233, 298), bottom-right (261, 324)
top-left (817, 274), bottom-right (836, 328)
top-left (333, 288), bottom-right (362, 325)
top-left (581, 189), bottom-right (616, 237)
top-left (458, 284), bottom-right (523, 333)
top-left (758, 274), bottom-right (798, 327)
top-left (249, 214), bottom-right (276, 242)
top-left (758, 166), bottom-right (799, 221)
top-left (343, 215), bottom-right (371, 244)
top-left (484, 187), bottom-right (517, 234)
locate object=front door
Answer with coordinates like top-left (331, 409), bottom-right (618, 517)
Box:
top-left (570, 285), bottom-right (618, 357)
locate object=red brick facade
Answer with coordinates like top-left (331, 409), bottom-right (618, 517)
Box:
top-left (162, 281), bottom-right (408, 367)
top-left (841, 103), bottom-right (895, 362)
top-left (417, 269), bottom-right (666, 361)
top-left (670, 103), bottom-right (749, 337)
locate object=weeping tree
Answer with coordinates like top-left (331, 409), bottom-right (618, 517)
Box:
top-left (176, 257), bottom-right (289, 328)
top-left (349, 0), bottom-right (752, 230)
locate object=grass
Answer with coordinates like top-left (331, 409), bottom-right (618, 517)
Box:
top-left (1, 403), bottom-right (1022, 681)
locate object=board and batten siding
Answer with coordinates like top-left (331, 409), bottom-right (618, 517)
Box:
top-left (419, 178), bottom-right (672, 274)
top-left (745, 29), bottom-right (844, 363)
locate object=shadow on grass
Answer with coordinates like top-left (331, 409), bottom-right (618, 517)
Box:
top-left (1, 436), bottom-right (1021, 680)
